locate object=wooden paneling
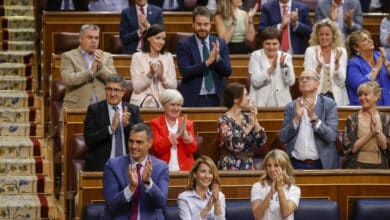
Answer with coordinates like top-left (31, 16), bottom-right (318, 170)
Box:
top-left (78, 169), bottom-right (390, 220)
top-left (62, 107), bottom-right (390, 217)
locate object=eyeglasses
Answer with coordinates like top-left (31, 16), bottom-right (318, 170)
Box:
top-left (299, 76), bottom-right (317, 82)
top-left (105, 87), bottom-right (123, 93)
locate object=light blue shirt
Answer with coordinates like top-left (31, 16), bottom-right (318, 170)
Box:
top-left (123, 156), bottom-right (154, 220)
top-left (194, 35), bottom-right (217, 95)
top-left (88, 0), bottom-right (129, 11)
top-left (107, 102), bottom-right (126, 158)
top-left (380, 17), bottom-right (390, 54)
top-left (178, 190), bottom-right (226, 220)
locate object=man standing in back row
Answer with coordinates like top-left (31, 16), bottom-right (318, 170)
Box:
top-left (258, 0), bottom-right (312, 54)
top-left (176, 6), bottom-right (232, 107)
top-left (120, 0), bottom-right (164, 54)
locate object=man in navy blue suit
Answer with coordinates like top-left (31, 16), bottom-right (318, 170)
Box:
top-left (176, 6), bottom-right (232, 107)
top-left (101, 123), bottom-right (169, 220)
top-left (258, 0), bottom-right (312, 54)
top-left (119, 0), bottom-right (164, 54)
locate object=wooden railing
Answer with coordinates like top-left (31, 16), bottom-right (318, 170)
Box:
top-left (78, 169), bottom-right (390, 220)
top-left (62, 106), bottom-right (390, 218)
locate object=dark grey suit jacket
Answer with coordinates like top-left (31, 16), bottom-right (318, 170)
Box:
top-left (279, 95), bottom-right (340, 169)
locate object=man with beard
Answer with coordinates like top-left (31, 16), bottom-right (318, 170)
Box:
top-left (176, 6), bottom-right (232, 107)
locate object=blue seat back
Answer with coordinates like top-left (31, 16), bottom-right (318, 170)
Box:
top-left (295, 199), bottom-right (340, 220)
top-left (352, 199), bottom-right (390, 220)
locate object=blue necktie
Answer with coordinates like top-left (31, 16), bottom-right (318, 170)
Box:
top-left (201, 40), bottom-right (214, 91)
top-left (63, 0), bottom-right (70, 10)
top-left (169, 0), bottom-right (174, 9)
top-left (113, 106), bottom-right (123, 157)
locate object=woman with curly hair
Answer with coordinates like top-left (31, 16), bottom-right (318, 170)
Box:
top-left (304, 18), bottom-right (349, 106)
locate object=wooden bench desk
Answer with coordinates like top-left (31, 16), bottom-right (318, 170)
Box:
top-left (78, 169), bottom-right (390, 220)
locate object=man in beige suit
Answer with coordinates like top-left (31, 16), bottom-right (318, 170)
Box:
top-left (60, 24), bottom-right (116, 120)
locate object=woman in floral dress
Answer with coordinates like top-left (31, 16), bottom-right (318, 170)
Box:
top-left (218, 82), bottom-right (267, 170)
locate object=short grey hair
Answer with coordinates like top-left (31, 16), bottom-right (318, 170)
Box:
top-left (80, 24), bottom-right (100, 35)
top-left (106, 74), bottom-right (126, 89)
top-left (130, 123), bottom-right (153, 140)
top-left (301, 69), bottom-right (320, 81)
top-left (159, 89), bottom-right (184, 106)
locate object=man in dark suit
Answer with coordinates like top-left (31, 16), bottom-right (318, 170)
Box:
top-left (279, 70), bottom-right (339, 169)
top-left (315, 0), bottom-right (363, 37)
top-left (148, 0), bottom-right (184, 11)
top-left (119, 0), bottom-right (164, 54)
top-left (46, 0), bottom-right (88, 11)
top-left (101, 123), bottom-right (169, 219)
top-left (176, 6), bottom-right (232, 107)
top-left (258, 0), bottom-right (312, 54)
top-left (84, 74), bottom-right (143, 171)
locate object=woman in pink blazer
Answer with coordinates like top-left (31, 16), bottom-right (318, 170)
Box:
top-left (130, 24), bottom-right (177, 108)
top-left (150, 89), bottom-right (198, 171)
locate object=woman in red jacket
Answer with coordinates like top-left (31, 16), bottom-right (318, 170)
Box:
top-left (150, 89), bottom-right (198, 171)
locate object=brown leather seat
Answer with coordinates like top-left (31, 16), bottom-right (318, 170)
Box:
top-left (168, 32), bottom-right (192, 54)
top-left (183, 0), bottom-right (197, 11)
top-left (69, 134), bottom-right (87, 193)
top-left (53, 32), bottom-right (80, 54)
top-left (107, 34), bottom-right (122, 54)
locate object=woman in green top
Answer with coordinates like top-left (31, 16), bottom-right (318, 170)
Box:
top-left (215, 0), bottom-right (257, 54)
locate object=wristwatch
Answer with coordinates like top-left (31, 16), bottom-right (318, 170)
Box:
top-left (310, 117), bottom-right (319, 124)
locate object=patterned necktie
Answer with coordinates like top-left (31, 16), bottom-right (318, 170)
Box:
top-left (281, 5), bottom-right (290, 51)
top-left (201, 40), bottom-right (214, 91)
top-left (112, 106), bottom-right (123, 157)
top-left (130, 163), bottom-right (142, 220)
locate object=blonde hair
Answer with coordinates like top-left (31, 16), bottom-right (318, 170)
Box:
top-left (159, 89), bottom-right (184, 106)
top-left (309, 18), bottom-right (344, 49)
top-left (346, 29), bottom-right (372, 58)
top-left (186, 156), bottom-right (221, 190)
top-left (216, 0), bottom-right (232, 19)
top-left (259, 149), bottom-right (295, 189)
top-left (357, 81), bottom-right (382, 98)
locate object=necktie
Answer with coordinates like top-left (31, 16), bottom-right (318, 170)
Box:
top-left (169, 0), bottom-right (175, 9)
top-left (63, 0), bottom-right (70, 10)
top-left (130, 163), bottom-right (142, 220)
top-left (281, 5), bottom-right (290, 51)
top-left (201, 40), bottom-right (214, 91)
top-left (112, 106), bottom-right (123, 157)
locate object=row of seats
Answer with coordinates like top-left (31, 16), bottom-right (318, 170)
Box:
top-left (82, 198), bottom-right (390, 220)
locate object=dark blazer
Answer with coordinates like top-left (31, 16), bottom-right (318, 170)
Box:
top-left (315, 0), bottom-right (363, 36)
top-left (176, 34), bottom-right (232, 107)
top-left (46, 0), bottom-right (88, 11)
top-left (360, 0), bottom-right (389, 12)
top-left (101, 155), bottom-right (169, 220)
top-left (83, 100), bottom-right (143, 171)
top-left (148, 0), bottom-right (184, 10)
top-left (119, 4), bottom-right (164, 54)
top-left (258, 0), bottom-right (312, 54)
top-left (279, 95), bottom-right (340, 169)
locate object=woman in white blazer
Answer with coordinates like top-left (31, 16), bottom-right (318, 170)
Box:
top-left (249, 27), bottom-right (295, 107)
top-left (304, 18), bottom-right (349, 106)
